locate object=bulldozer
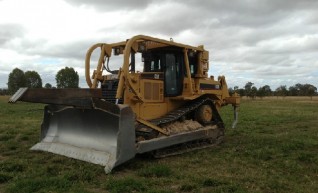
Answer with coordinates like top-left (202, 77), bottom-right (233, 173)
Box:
top-left (9, 35), bottom-right (240, 173)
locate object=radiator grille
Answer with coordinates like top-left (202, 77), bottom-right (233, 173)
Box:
top-left (143, 81), bottom-right (163, 102)
top-left (144, 82), bottom-right (152, 100)
top-left (101, 80), bottom-right (123, 104)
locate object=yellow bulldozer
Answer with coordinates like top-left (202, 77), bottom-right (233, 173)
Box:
top-left (9, 35), bottom-right (240, 173)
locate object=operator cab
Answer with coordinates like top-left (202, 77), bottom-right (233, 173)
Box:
top-left (142, 49), bottom-right (184, 97)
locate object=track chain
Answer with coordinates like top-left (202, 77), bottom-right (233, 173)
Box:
top-left (150, 97), bottom-right (213, 126)
top-left (153, 135), bottom-right (224, 158)
top-left (140, 97), bottom-right (225, 158)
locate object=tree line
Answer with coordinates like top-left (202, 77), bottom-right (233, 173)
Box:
top-left (2, 69), bottom-right (317, 98)
top-left (231, 82), bottom-right (317, 99)
top-left (1, 67), bottom-right (79, 95)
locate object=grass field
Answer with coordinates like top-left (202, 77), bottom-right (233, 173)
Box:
top-left (0, 96), bottom-right (317, 193)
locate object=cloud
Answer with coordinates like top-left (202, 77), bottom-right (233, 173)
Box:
top-left (0, 0), bottom-right (318, 90)
top-left (23, 40), bottom-right (93, 60)
top-left (65, 0), bottom-right (155, 10)
top-left (0, 24), bottom-right (25, 45)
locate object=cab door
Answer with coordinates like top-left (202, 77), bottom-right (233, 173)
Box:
top-left (164, 53), bottom-right (183, 97)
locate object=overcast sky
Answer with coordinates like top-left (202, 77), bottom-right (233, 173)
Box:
top-left (0, 0), bottom-right (317, 89)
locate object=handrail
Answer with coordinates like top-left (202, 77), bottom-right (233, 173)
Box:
top-left (85, 43), bottom-right (113, 88)
top-left (85, 43), bottom-right (103, 88)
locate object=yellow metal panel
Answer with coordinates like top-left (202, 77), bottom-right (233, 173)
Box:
top-left (140, 103), bottom-right (167, 120)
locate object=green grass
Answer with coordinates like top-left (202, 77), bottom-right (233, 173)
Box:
top-left (0, 96), bottom-right (317, 193)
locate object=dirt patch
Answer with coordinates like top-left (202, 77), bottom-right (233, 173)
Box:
top-left (162, 120), bottom-right (203, 134)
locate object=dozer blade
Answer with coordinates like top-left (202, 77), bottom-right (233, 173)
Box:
top-left (31, 100), bottom-right (136, 173)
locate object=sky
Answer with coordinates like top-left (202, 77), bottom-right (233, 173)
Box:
top-left (0, 0), bottom-right (317, 90)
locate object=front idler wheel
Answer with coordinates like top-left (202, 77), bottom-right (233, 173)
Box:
top-left (195, 104), bottom-right (213, 124)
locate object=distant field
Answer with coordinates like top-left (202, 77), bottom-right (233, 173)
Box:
top-left (241, 96), bottom-right (318, 101)
top-left (0, 96), bottom-right (317, 193)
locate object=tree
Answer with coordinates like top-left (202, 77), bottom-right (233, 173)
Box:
top-left (295, 83), bottom-right (304, 96)
top-left (0, 88), bottom-right (9, 95)
top-left (275, 85), bottom-right (288, 97)
top-left (228, 87), bottom-right (234, 95)
top-left (288, 85), bottom-right (298, 96)
top-left (304, 84), bottom-right (317, 100)
top-left (257, 85), bottom-right (272, 98)
top-left (262, 85), bottom-right (272, 96)
top-left (44, 83), bottom-right (52, 88)
top-left (244, 82), bottom-right (254, 98)
top-left (238, 89), bottom-right (245, 96)
top-left (257, 87), bottom-right (266, 98)
top-left (56, 67), bottom-right (79, 88)
top-left (250, 86), bottom-right (257, 99)
top-left (7, 68), bottom-right (26, 94)
top-left (25, 71), bottom-right (42, 88)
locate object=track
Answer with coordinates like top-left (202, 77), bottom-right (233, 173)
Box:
top-left (137, 97), bottom-right (225, 157)
top-left (150, 97), bottom-right (222, 126)
top-left (153, 126), bottom-right (224, 158)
